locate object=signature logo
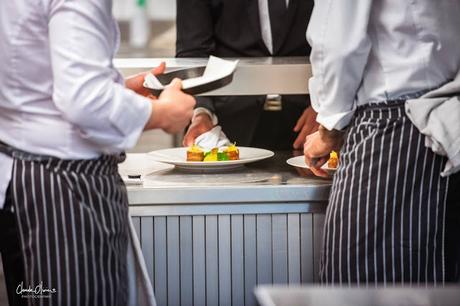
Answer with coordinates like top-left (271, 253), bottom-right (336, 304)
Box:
top-left (16, 282), bottom-right (57, 298)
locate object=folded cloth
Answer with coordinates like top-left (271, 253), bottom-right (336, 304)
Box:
top-left (405, 72), bottom-right (460, 177)
top-left (195, 126), bottom-right (231, 151)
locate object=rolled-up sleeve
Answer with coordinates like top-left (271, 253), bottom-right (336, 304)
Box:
top-left (307, 0), bottom-right (373, 130)
top-left (48, 0), bottom-right (151, 152)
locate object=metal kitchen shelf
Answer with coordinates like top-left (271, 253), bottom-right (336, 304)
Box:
top-left (114, 57), bottom-right (311, 96)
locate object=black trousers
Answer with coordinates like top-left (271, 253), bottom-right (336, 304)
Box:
top-left (320, 101), bottom-right (460, 285)
top-left (0, 150), bottom-right (130, 306)
top-left (250, 104), bottom-right (304, 151)
top-left (1, 189), bottom-right (26, 306)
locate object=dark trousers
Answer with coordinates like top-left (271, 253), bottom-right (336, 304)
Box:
top-left (445, 172), bottom-right (460, 282)
top-left (1, 190), bottom-right (26, 306)
top-left (250, 99), bottom-right (306, 151)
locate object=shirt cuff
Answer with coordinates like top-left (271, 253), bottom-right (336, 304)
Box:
top-left (193, 107), bottom-right (218, 125)
top-left (109, 92), bottom-right (152, 150)
top-left (309, 79), bottom-right (356, 131)
top-left (315, 110), bottom-right (355, 131)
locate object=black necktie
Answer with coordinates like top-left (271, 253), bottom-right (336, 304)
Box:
top-left (268, 0), bottom-right (288, 53)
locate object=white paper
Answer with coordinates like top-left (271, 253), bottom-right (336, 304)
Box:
top-left (144, 56), bottom-right (239, 92)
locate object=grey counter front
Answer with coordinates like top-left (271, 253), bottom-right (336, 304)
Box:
top-left (127, 151), bottom-right (331, 306)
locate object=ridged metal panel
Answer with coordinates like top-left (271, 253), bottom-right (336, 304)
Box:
top-left (167, 217), bottom-right (180, 306)
top-left (180, 217), bottom-right (193, 306)
top-left (135, 213), bottom-right (316, 306)
top-left (313, 214), bottom-right (326, 283)
top-left (192, 216), bottom-right (206, 306)
top-left (154, 217), bottom-right (167, 305)
top-left (300, 215), bottom-right (314, 283)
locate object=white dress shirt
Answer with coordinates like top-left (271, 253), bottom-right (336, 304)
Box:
top-left (0, 0), bottom-right (152, 208)
top-left (307, 0), bottom-right (460, 131)
top-left (258, 0), bottom-right (290, 55)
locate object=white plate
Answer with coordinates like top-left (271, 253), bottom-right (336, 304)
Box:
top-left (148, 147), bottom-right (274, 171)
top-left (286, 156), bottom-right (337, 171)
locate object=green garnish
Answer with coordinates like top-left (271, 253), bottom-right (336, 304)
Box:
top-left (217, 152), bottom-right (230, 161)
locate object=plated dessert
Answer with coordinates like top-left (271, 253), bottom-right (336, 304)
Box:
top-left (149, 146), bottom-right (274, 171)
top-left (286, 150), bottom-right (340, 172)
top-left (186, 144), bottom-right (240, 162)
top-left (327, 151), bottom-right (339, 168)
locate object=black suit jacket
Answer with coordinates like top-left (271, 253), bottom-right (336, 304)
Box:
top-left (176, 0), bottom-right (313, 148)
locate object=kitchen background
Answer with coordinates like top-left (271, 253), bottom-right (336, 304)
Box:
top-left (0, 2), bottom-right (178, 304)
top-left (115, 0), bottom-right (180, 153)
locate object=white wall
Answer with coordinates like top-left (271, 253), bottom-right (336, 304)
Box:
top-left (113, 0), bottom-right (176, 21)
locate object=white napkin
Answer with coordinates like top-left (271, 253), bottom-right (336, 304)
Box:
top-left (195, 126), bottom-right (231, 151)
top-left (405, 71), bottom-right (460, 177)
top-left (406, 96), bottom-right (460, 177)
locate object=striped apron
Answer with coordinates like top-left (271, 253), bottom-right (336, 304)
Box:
top-left (0, 143), bottom-right (156, 306)
top-left (320, 100), bottom-right (460, 285)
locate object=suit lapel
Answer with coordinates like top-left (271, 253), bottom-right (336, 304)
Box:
top-left (272, 0), bottom-right (298, 54)
top-left (247, 0), bottom-right (271, 54)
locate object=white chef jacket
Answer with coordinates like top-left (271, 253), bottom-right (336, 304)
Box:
top-left (307, 0), bottom-right (460, 131)
top-left (0, 0), bottom-right (152, 208)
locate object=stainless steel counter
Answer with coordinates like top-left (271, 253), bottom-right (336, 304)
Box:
top-left (119, 56), bottom-right (326, 306)
top-left (126, 152), bottom-right (330, 306)
top-left (127, 151), bottom-right (331, 209)
top-left (115, 57), bottom-right (311, 96)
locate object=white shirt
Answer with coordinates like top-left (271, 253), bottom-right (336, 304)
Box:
top-left (0, 0), bottom-right (152, 208)
top-left (258, 0), bottom-right (290, 55)
top-left (307, 0), bottom-right (460, 130)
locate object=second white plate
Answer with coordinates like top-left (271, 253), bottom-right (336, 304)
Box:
top-left (286, 155), bottom-right (337, 171)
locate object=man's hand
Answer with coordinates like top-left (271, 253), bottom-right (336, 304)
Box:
top-left (145, 78), bottom-right (196, 134)
top-left (304, 126), bottom-right (344, 177)
top-left (183, 113), bottom-right (215, 146)
top-left (125, 62), bottom-right (166, 97)
top-left (293, 106), bottom-right (320, 149)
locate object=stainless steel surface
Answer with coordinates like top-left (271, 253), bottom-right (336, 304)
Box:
top-left (127, 151), bottom-right (331, 207)
top-left (255, 286), bottom-right (460, 306)
top-left (115, 57), bottom-right (311, 96)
